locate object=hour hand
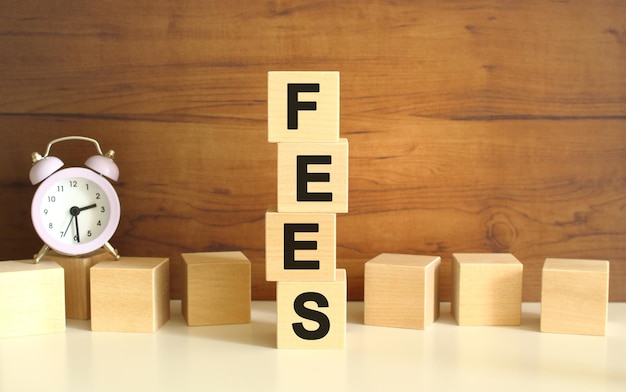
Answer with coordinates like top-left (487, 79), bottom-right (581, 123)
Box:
top-left (78, 203), bottom-right (97, 212)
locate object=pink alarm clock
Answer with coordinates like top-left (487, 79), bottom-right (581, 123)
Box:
top-left (29, 136), bottom-right (121, 263)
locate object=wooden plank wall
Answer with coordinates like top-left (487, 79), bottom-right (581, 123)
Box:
top-left (0, 1), bottom-right (624, 301)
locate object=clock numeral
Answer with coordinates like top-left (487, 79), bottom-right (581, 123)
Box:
top-left (85, 183), bottom-right (89, 191)
top-left (69, 180), bottom-right (77, 188)
top-left (73, 235), bottom-right (79, 242)
top-left (48, 223), bottom-right (53, 229)
top-left (48, 196), bottom-right (56, 202)
top-left (101, 206), bottom-right (106, 213)
top-left (43, 209), bottom-right (48, 215)
top-left (87, 230), bottom-right (92, 237)
top-left (96, 192), bottom-right (101, 200)
top-left (57, 185), bottom-right (64, 192)
top-left (97, 220), bottom-right (102, 226)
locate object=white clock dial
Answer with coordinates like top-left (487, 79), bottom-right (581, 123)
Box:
top-left (38, 177), bottom-right (112, 246)
top-left (31, 167), bottom-right (120, 256)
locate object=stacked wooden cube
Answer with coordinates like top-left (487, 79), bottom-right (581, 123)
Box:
top-left (267, 71), bottom-right (348, 349)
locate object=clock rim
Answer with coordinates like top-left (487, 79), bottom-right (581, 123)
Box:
top-left (31, 167), bottom-right (121, 256)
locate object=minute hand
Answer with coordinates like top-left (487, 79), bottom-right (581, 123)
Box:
top-left (74, 204), bottom-right (96, 243)
top-left (74, 213), bottom-right (80, 243)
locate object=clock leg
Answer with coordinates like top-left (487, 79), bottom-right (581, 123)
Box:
top-left (33, 244), bottom-right (50, 264)
top-left (103, 242), bottom-right (120, 260)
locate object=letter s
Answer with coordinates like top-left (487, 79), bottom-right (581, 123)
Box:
top-left (292, 292), bottom-right (331, 340)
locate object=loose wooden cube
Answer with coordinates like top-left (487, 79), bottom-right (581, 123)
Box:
top-left (276, 269), bottom-right (346, 349)
top-left (41, 249), bottom-right (114, 320)
top-left (90, 257), bottom-right (170, 333)
top-left (277, 139), bottom-right (348, 213)
top-left (364, 254), bottom-right (441, 329)
top-left (452, 253), bottom-right (523, 326)
top-left (268, 71), bottom-right (340, 143)
top-left (266, 206), bottom-right (336, 282)
top-left (0, 260), bottom-right (65, 338)
top-left (181, 252), bottom-right (251, 326)
top-left (540, 258), bottom-right (609, 336)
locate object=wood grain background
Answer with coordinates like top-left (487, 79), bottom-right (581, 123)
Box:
top-left (1, 1), bottom-right (624, 301)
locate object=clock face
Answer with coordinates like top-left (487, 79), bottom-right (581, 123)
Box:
top-left (31, 167), bottom-right (120, 256)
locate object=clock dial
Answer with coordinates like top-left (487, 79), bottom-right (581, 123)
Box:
top-left (31, 167), bottom-right (120, 256)
top-left (37, 176), bottom-right (112, 246)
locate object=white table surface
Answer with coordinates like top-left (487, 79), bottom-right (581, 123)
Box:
top-left (1, 301), bottom-right (624, 392)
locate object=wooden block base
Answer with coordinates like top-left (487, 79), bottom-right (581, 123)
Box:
top-left (90, 257), bottom-right (170, 333)
top-left (364, 253), bottom-right (441, 329)
top-left (276, 269), bottom-right (347, 349)
top-left (182, 252), bottom-right (251, 326)
top-left (0, 260), bottom-right (65, 338)
top-left (41, 249), bottom-right (115, 320)
top-left (540, 258), bottom-right (609, 336)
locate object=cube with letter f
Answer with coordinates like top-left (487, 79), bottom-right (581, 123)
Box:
top-left (268, 71), bottom-right (340, 143)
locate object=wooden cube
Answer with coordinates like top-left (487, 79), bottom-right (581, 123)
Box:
top-left (540, 258), bottom-right (609, 336)
top-left (452, 253), bottom-right (523, 326)
top-left (0, 260), bottom-right (65, 338)
top-left (268, 71), bottom-right (339, 143)
top-left (276, 269), bottom-right (346, 349)
top-left (181, 252), bottom-right (251, 326)
top-left (364, 254), bottom-right (441, 329)
top-left (90, 257), bottom-right (170, 332)
top-left (41, 249), bottom-right (114, 320)
top-left (277, 139), bottom-right (348, 213)
top-left (266, 207), bottom-right (336, 282)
